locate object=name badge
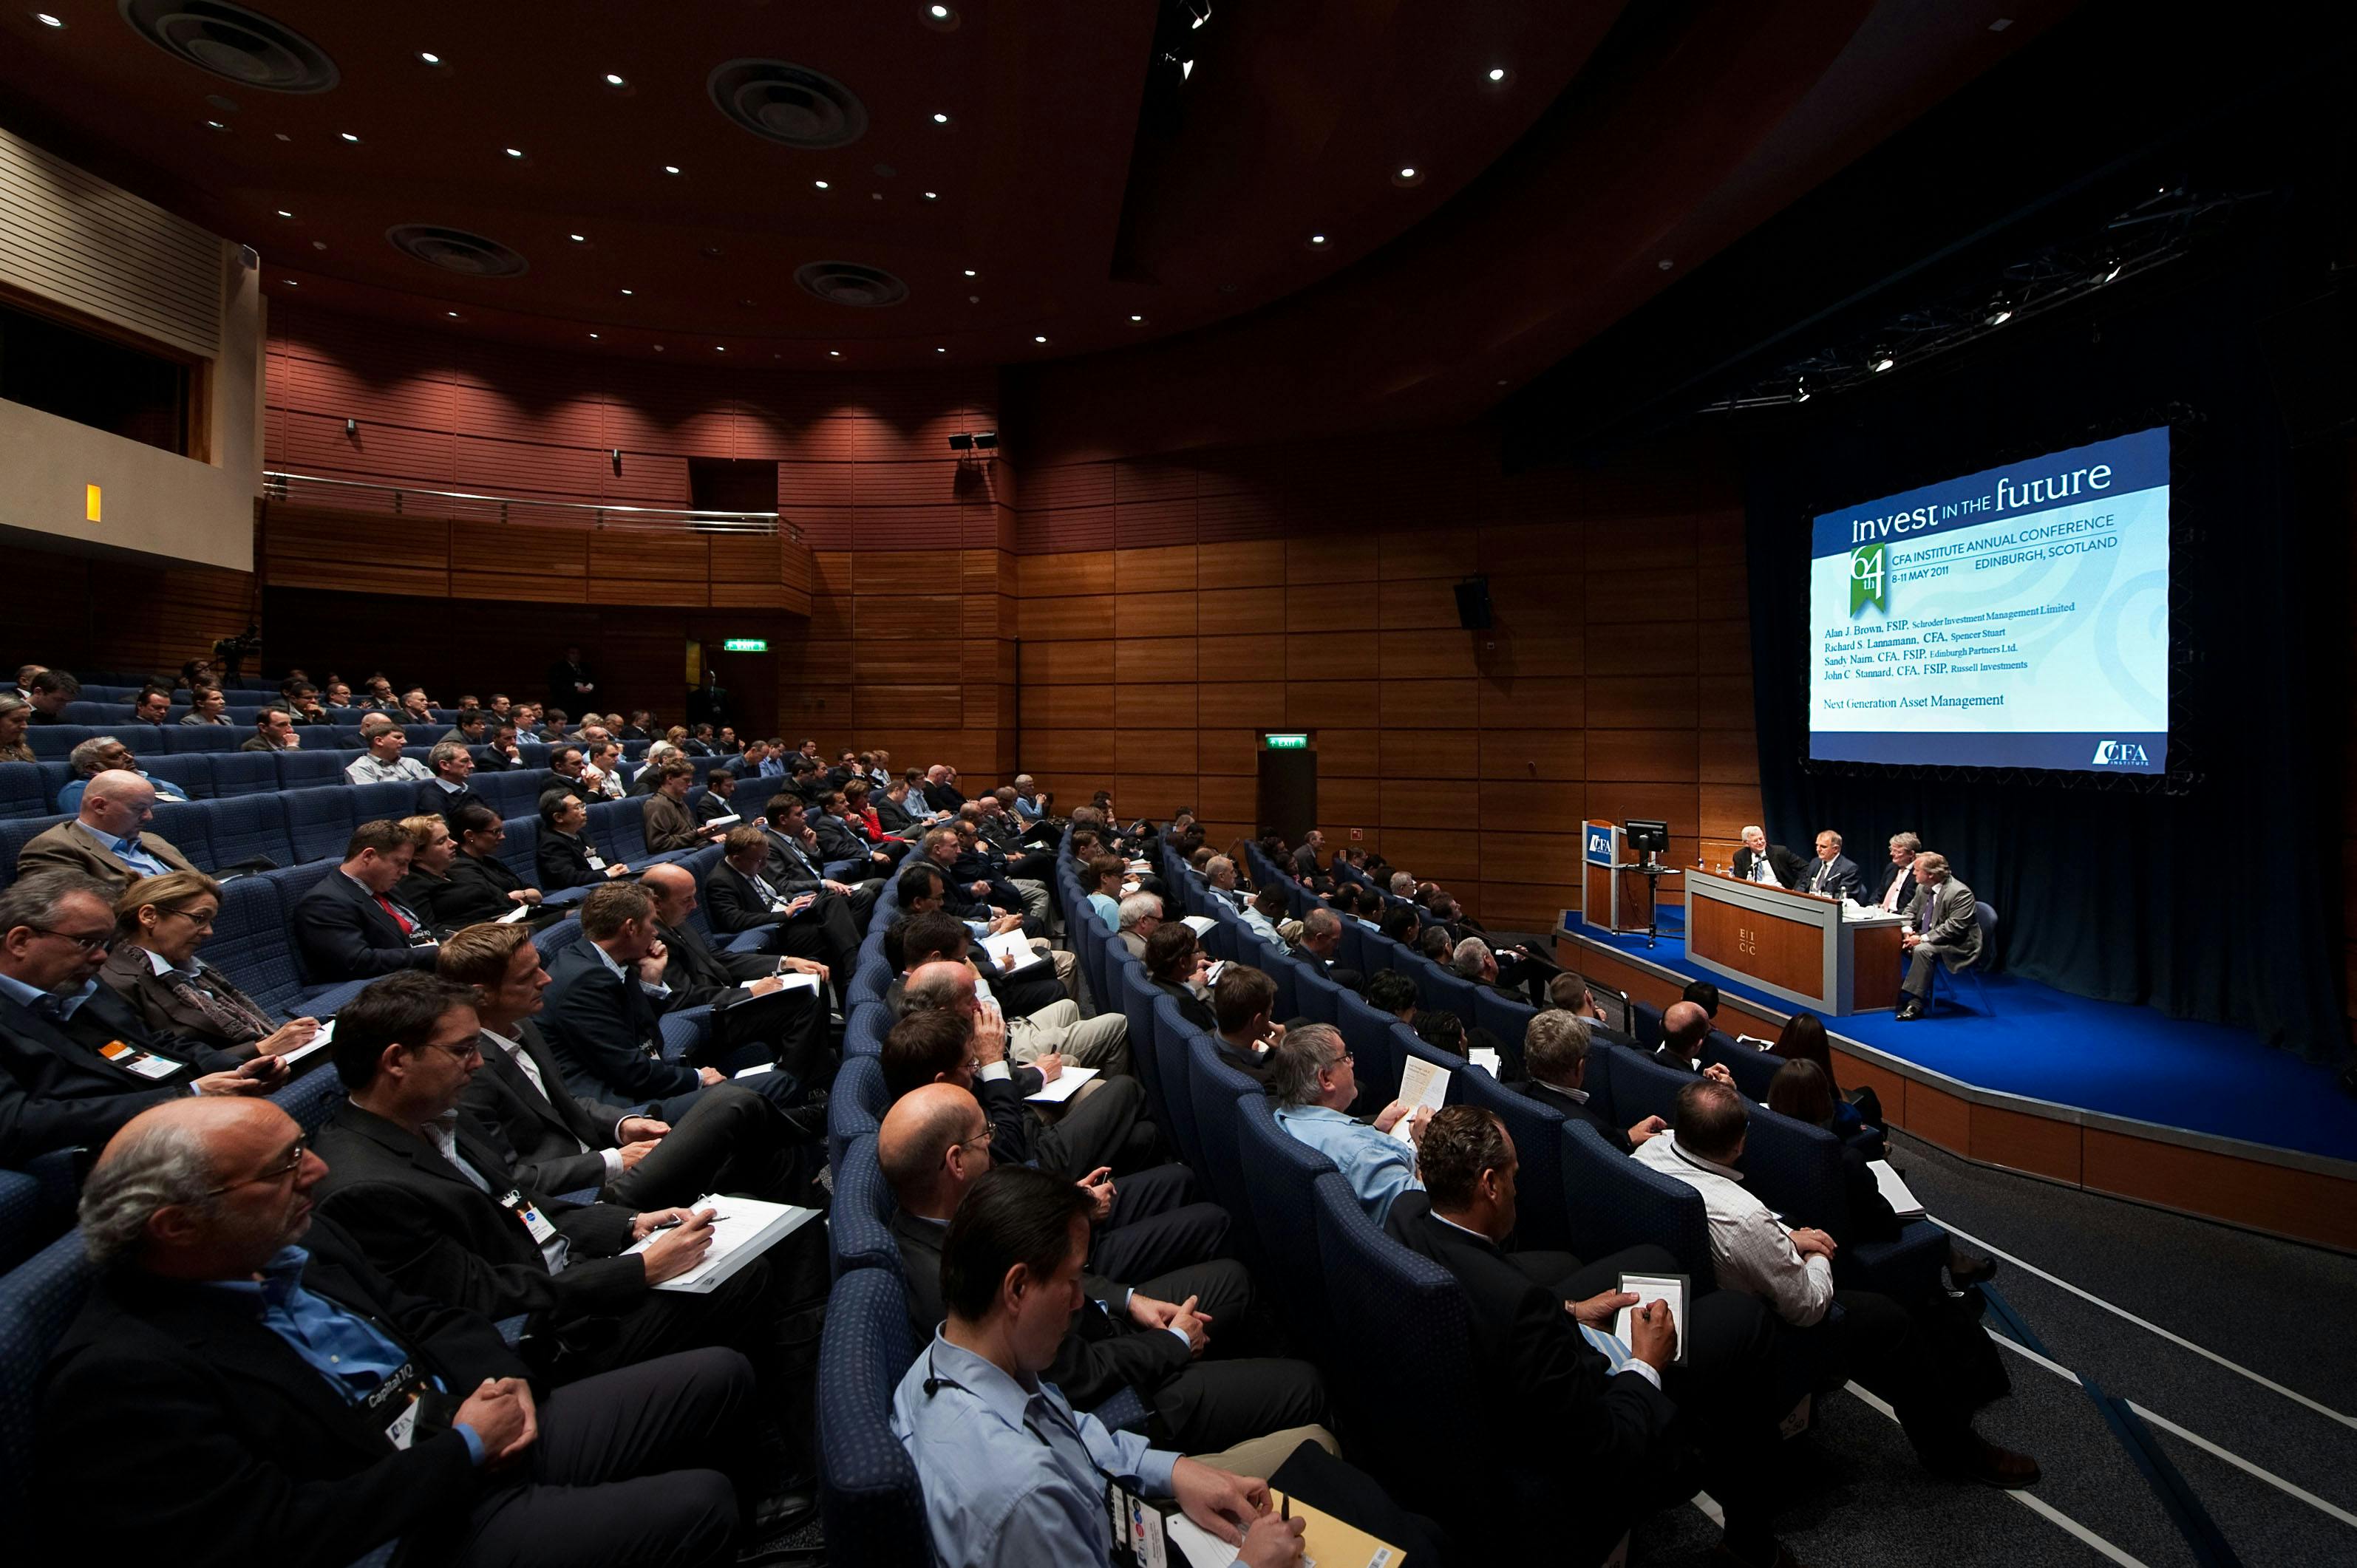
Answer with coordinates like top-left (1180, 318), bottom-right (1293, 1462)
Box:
top-left (98, 1038), bottom-right (188, 1080)
top-left (502, 1189), bottom-right (559, 1244)
top-left (361, 1359), bottom-right (432, 1450)
top-left (585, 853), bottom-right (605, 870)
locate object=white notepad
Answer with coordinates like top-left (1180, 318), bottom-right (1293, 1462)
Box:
top-left (625, 1195), bottom-right (820, 1294)
top-left (1391, 1055), bottom-right (1450, 1145)
top-left (1868, 1159), bottom-right (1926, 1218)
top-left (1613, 1272), bottom-right (1690, 1366)
top-left (1026, 1066), bottom-right (1101, 1105)
top-left (978, 931), bottom-right (1052, 976)
top-left (1181, 915), bottom-right (1217, 935)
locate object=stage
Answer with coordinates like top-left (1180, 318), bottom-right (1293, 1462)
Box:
top-left (1555, 910), bottom-right (2357, 1251)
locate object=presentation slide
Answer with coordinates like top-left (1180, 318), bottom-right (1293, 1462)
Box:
top-left (1808, 426), bottom-right (2171, 774)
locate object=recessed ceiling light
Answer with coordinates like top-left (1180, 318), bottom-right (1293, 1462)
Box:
top-left (275, 132), bottom-right (290, 140)
top-left (604, 72), bottom-right (625, 86)
top-left (568, 234), bottom-right (587, 243)
top-left (282, 279), bottom-right (296, 286)
top-left (310, 240), bottom-right (325, 250)
top-left (923, 191), bottom-right (939, 200)
top-left (653, 344), bottom-right (664, 351)
top-left (619, 287), bottom-right (633, 296)
top-left (35, 13), bottom-right (63, 27)
top-left (962, 268), bottom-right (976, 276)
top-left (829, 350), bottom-right (841, 358)
top-left (1130, 314), bottom-right (1144, 322)
top-left (418, 51), bottom-right (440, 65)
top-left (935, 347), bottom-right (946, 353)
top-left (814, 180), bottom-right (829, 189)
top-left (446, 310), bottom-right (459, 318)
top-left (276, 209), bottom-right (293, 218)
top-left (1487, 67), bottom-right (1506, 82)
top-left (1398, 166), bottom-right (1416, 179)
top-left (205, 120), bottom-right (228, 131)
top-left (1657, 257), bottom-right (1673, 270)
top-left (1033, 334), bottom-right (1048, 343)
top-left (588, 333), bottom-right (599, 339)
top-left (932, 112), bottom-right (950, 123)
top-left (715, 345), bottom-right (725, 352)
top-left (1308, 233), bottom-right (1327, 245)
top-left (339, 132), bottom-right (359, 143)
top-left (1392, 164), bottom-right (1425, 188)
top-left (928, 3), bottom-right (950, 16)
top-left (661, 164), bottom-right (681, 175)
top-left (504, 147), bottom-right (525, 158)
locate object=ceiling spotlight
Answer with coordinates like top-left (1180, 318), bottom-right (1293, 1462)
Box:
top-left (829, 350), bottom-right (841, 357)
top-left (814, 179), bottom-right (829, 189)
top-left (1188, 1), bottom-right (1210, 27)
top-left (281, 279), bottom-right (296, 286)
top-left (1308, 233), bottom-right (1327, 246)
top-left (205, 120), bottom-right (228, 131)
top-left (1794, 378), bottom-right (1811, 403)
top-left (1182, 61), bottom-right (1194, 81)
top-left (604, 72), bottom-right (625, 86)
top-left (1986, 294), bottom-right (2015, 326)
top-left (445, 310), bottom-right (458, 318)
top-left (588, 333), bottom-right (599, 339)
top-left (653, 344), bottom-right (664, 352)
top-left (1398, 166), bottom-right (1416, 180)
top-left (923, 191), bottom-right (939, 200)
top-left (935, 346), bottom-right (946, 352)
top-left (2098, 256), bottom-right (2123, 284)
top-left (276, 209), bottom-right (293, 218)
top-left (932, 112), bottom-right (950, 123)
top-left (714, 345), bottom-right (725, 352)
top-left (568, 233), bottom-right (586, 242)
top-left (339, 132), bottom-right (359, 143)
top-left (928, 2), bottom-right (953, 16)
top-left (619, 287), bottom-right (633, 295)
top-left (35, 12), bottom-right (63, 25)
top-left (418, 51), bottom-right (440, 65)
top-left (504, 147), bottom-right (525, 158)
top-left (1657, 257), bottom-right (1673, 270)
top-left (310, 240), bottom-right (325, 250)
top-left (1033, 334), bottom-right (1048, 343)
top-left (1129, 313), bottom-right (1144, 322)
top-left (661, 164), bottom-right (681, 174)
top-left (1486, 67), bottom-right (1506, 82)
top-left (962, 267), bottom-right (976, 276)
top-left (1868, 347), bottom-right (1894, 373)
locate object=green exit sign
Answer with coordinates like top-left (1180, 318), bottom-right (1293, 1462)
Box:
top-left (1263, 733), bottom-right (1310, 750)
top-left (720, 638), bottom-right (769, 652)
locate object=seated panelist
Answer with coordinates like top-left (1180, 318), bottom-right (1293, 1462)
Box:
top-left (1730, 825), bottom-right (1804, 890)
top-left (1795, 830), bottom-right (1863, 902)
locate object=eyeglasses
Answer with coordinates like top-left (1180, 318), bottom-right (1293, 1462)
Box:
top-left (27, 926), bottom-right (112, 954)
top-left (1324, 1050), bottom-right (1355, 1071)
top-left (157, 906), bottom-right (217, 930)
top-left (413, 1037), bottom-right (484, 1066)
top-left (205, 1136), bottom-right (309, 1196)
top-left (950, 1125), bottom-right (995, 1156)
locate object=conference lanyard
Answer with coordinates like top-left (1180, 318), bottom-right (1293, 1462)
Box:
top-left (921, 1351), bottom-right (1157, 1565)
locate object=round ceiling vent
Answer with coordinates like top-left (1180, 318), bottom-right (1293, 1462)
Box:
top-left (119, 0), bottom-right (339, 92)
top-left (386, 225), bottom-right (528, 279)
top-left (795, 261), bottom-right (908, 309)
top-left (709, 60), bottom-right (868, 149)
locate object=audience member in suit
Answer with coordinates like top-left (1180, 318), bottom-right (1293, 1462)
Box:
top-left (477, 720), bottom-right (526, 771)
top-left (536, 788), bottom-right (630, 890)
top-left (179, 685), bottom-right (233, 725)
top-left (1449, 935), bottom-right (1554, 1009)
top-left (1290, 828), bottom-right (1326, 879)
top-left (310, 972), bottom-right (803, 1389)
top-left (391, 814), bottom-right (463, 937)
top-left (237, 705), bottom-right (299, 753)
top-left (537, 882), bottom-right (816, 1123)
top-left (1388, 1106), bottom-right (1795, 1567)
top-left (38, 1097), bottom-right (755, 1568)
top-left (1635, 1078), bottom-right (2037, 1486)
top-left (814, 789), bottom-right (899, 876)
top-left (694, 768), bottom-right (742, 824)
top-left (1545, 969), bottom-right (1640, 1049)
top-left (101, 869), bottom-right (319, 1062)
top-left (1268, 1025), bottom-right (1431, 1226)
top-left (1208, 964), bottom-right (1283, 1088)
top-left (881, 999), bottom-right (1234, 1294)
top-left (417, 741), bottom-right (489, 828)
top-left (1897, 851), bottom-right (1982, 1021)
top-left (1732, 825), bottom-right (1806, 890)
top-left (24, 668), bottom-right (78, 723)
top-left (1654, 1000), bottom-right (1738, 1085)
top-left (644, 759), bottom-right (725, 853)
top-left (1286, 906), bottom-right (1366, 994)
top-left (16, 769), bottom-right (199, 894)
top-left (1115, 890), bottom-right (1163, 959)
top-left (1868, 830), bottom-right (1922, 914)
top-left (1144, 921), bottom-right (1220, 1032)
top-left (438, 709), bottom-right (492, 749)
top-left (0, 870), bottom-right (283, 1164)
top-left (1795, 829), bottom-right (1863, 902)
top-left (706, 824), bottom-right (861, 986)
top-left (923, 764), bottom-right (966, 811)
top-left (443, 921), bottom-right (800, 1207)
top-left (548, 646), bottom-right (597, 714)
top-left (639, 862), bottom-right (834, 1092)
top-left (291, 820), bottom-right (444, 981)
top-left (427, 804), bottom-right (548, 928)
top-left (881, 1085), bottom-right (1331, 1459)
top-left (1519, 1009), bottom-right (1667, 1155)
top-left (873, 777), bottom-right (933, 838)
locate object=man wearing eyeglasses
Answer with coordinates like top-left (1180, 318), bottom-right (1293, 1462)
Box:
top-left (35, 1095), bottom-right (757, 1567)
top-left (1268, 1024), bottom-right (1431, 1226)
top-left (16, 768), bottom-right (199, 896)
top-left (0, 869), bottom-right (283, 1165)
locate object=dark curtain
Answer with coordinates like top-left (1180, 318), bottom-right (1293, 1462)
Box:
top-left (1741, 257), bottom-right (2348, 1059)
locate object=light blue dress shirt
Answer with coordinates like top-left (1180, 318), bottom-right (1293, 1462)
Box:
top-left (78, 821), bottom-right (171, 879)
top-left (1087, 893), bottom-right (1120, 933)
top-left (1273, 1102), bottom-right (1423, 1225)
top-left (892, 1332), bottom-right (1218, 1568)
top-left (56, 771), bottom-right (188, 814)
top-left (205, 1244), bottom-right (486, 1463)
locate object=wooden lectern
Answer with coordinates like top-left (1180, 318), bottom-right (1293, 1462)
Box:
top-left (1685, 871), bottom-right (1906, 1015)
top-left (1580, 819), bottom-right (1683, 936)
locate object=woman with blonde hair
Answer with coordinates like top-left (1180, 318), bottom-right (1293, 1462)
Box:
top-left (100, 870), bottom-right (317, 1059)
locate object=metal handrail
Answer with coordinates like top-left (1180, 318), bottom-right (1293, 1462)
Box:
top-left (262, 471), bottom-right (797, 539)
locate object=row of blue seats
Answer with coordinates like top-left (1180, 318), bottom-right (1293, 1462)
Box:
top-left (59, 702), bottom-right (470, 727)
top-left (0, 760), bottom-right (771, 886)
top-left (0, 738), bottom-right (701, 825)
top-left (18, 722), bottom-right (651, 763)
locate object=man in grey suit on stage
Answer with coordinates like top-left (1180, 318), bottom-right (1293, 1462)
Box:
top-left (1897, 851), bottom-right (1982, 1020)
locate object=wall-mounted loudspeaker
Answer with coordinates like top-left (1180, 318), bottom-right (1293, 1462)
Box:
top-left (1453, 576), bottom-right (1492, 630)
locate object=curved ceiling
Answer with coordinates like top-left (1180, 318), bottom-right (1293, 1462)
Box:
top-left (0, 0), bottom-right (2070, 452)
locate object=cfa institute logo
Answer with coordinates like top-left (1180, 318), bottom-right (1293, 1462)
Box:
top-left (1848, 542), bottom-right (1888, 616)
top-left (2091, 740), bottom-right (2150, 766)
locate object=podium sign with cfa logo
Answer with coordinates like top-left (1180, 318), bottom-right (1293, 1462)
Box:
top-left (1585, 825), bottom-right (1614, 867)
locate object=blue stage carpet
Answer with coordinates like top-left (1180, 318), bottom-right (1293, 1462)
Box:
top-left (1560, 913), bottom-right (2357, 1166)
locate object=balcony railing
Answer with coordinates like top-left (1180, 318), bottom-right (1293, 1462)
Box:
top-left (262, 471), bottom-right (797, 539)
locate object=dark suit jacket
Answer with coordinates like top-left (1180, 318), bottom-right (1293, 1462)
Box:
top-left (1384, 1194), bottom-right (1676, 1479)
top-left (694, 791), bottom-right (739, 825)
top-left (1730, 843), bottom-right (1805, 890)
top-left (703, 860), bottom-right (797, 935)
top-left (643, 791), bottom-right (706, 853)
top-left (428, 851), bottom-right (531, 927)
top-left (874, 796), bottom-right (920, 836)
top-left (98, 944), bottom-right (275, 1053)
top-left (548, 659), bottom-right (596, 710)
top-left (35, 1213), bottom-right (523, 1565)
top-left (0, 986), bottom-right (240, 1164)
top-left (1152, 978), bottom-right (1218, 1033)
top-left (537, 828), bottom-right (612, 891)
top-left (1525, 1080), bottom-right (1632, 1154)
top-left (1214, 1038), bottom-right (1277, 1088)
top-left (293, 870), bottom-right (439, 982)
top-left (1868, 859), bottom-right (1914, 910)
top-left (460, 1019), bottom-right (635, 1196)
top-left (16, 820), bottom-right (199, 892)
top-left (657, 919), bottom-right (771, 1008)
top-left (415, 780), bottom-right (486, 828)
top-left (538, 940), bottom-right (701, 1102)
top-left (758, 827), bottom-right (829, 894)
top-left (1290, 844), bottom-right (1321, 878)
top-left (812, 814), bottom-right (875, 867)
top-left (311, 1100), bottom-right (646, 1326)
top-left (1795, 853), bottom-right (1863, 902)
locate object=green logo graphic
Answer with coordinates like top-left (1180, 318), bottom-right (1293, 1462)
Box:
top-left (1848, 543), bottom-right (1888, 616)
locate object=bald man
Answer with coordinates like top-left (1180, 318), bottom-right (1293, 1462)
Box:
top-left (38, 1097), bottom-right (758, 1567)
top-left (639, 862), bottom-right (833, 1090)
top-left (16, 768), bottom-right (199, 893)
top-left (1652, 1001), bottom-right (1735, 1086)
top-left (878, 1085), bottom-right (1330, 1465)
